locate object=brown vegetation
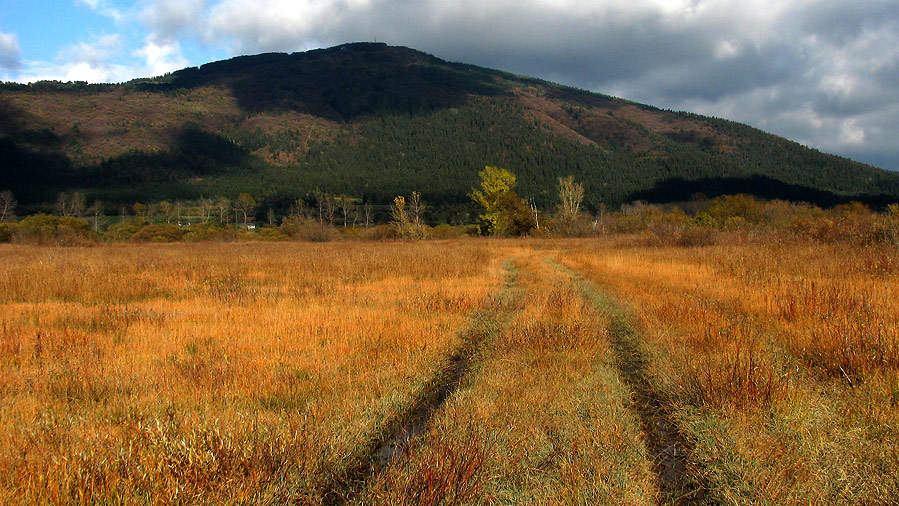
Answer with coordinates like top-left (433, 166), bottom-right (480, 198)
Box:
top-left (0, 241), bottom-right (506, 504)
top-left (1, 221), bottom-right (898, 504)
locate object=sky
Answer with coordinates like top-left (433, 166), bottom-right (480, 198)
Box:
top-left (1, 1), bottom-right (898, 171)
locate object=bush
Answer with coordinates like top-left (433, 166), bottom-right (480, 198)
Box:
top-left (547, 215), bottom-right (598, 237)
top-left (360, 224), bottom-right (399, 240)
top-left (183, 221), bottom-right (238, 242)
top-left (105, 221), bottom-right (144, 241)
top-left (279, 217), bottom-right (337, 242)
top-left (131, 224), bottom-right (183, 243)
top-left (0, 223), bottom-right (12, 243)
top-left (430, 224), bottom-right (470, 239)
top-left (703, 194), bottom-right (766, 225)
top-left (678, 225), bottom-right (717, 246)
top-left (12, 214), bottom-right (92, 245)
top-left (255, 227), bottom-right (289, 241)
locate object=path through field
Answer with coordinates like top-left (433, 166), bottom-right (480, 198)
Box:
top-left (558, 262), bottom-right (710, 505)
top-left (343, 250), bottom-right (710, 504)
top-left (323, 260), bottom-right (522, 504)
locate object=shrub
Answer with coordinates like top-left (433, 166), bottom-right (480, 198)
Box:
top-left (131, 224), bottom-right (183, 243)
top-left (430, 224), bottom-right (470, 239)
top-left (183, 222), bottom-right (238, 242)
top-left (279, 217), bottom-right (337, 242)
top-left (12, 214), bottom-right (92, 245)
top-left (0, 223), bottom-right (12, 243)
top-left (703, 194), bottom-right (766, 225)
top-left (105, 222), bottom-right (144, 241)
top-left (361, 224), bottom-right (400, 240)
top-left (254, 227), bottom-right (288, 241)
top-left (678, 225), bottom-right (717, 246)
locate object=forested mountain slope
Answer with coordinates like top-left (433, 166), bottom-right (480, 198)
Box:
top-left (2, 42), bottom-right (898, 214)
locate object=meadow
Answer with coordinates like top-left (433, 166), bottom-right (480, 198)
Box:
top-left (1, 234), bottom-right (897, 505)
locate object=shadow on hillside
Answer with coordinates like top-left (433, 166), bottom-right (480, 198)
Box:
top-left (147, 43), bottom-right (510, 121)
top-left (628, 175), bottom-right (899, 209)
top-left (0, 98), bottom-right (73, 204)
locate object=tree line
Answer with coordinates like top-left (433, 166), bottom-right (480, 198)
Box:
top-left (3, 166), bottom-right (899, 247)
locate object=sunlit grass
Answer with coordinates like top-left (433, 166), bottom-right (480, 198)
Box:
top-left (559, 236), bottom-right (899, 504)
top-left (3, 236), bottom-right (897, 505)
top-left (0, 241), bottom-right (506, 504)
top-left (360, 249), bottom-right (657, 505)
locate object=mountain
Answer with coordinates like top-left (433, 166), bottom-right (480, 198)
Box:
top-left (2, 42), bottom-right (899, 216)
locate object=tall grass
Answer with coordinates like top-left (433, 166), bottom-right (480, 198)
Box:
top-left (359, 249), bottom-right (657, 505)
top-left (559, 236), bottom-right (899, 504)
top-left (0, 241), bottom-right (506, 504)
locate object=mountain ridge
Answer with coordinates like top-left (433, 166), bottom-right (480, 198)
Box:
top-left (2, 42), bottom-right (898, 215)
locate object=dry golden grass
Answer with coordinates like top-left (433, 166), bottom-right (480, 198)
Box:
top-left (0, 241), bottom-right (507, 504)
top-left (3, 236), bottom-right (897, 505)
top-left (558, 235), bottom-right (899, 504)
top-left (361, 247), bottom-right (657, 505)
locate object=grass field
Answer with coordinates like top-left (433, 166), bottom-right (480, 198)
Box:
top-left (1, 236), bottom-right (897, 505)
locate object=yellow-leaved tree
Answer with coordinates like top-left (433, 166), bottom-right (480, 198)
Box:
top-left (470, 166), bottom-right (535, 236)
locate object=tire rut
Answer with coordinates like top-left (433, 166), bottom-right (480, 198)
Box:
top-left (607, 315), bottom-right (710, 505)
top-left (321, 260), bottom-right (519, 506)
top-left (550, 260), bottom-right (712, 506)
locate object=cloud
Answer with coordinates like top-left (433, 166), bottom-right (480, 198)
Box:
top-left (17, 34), bottom-right (135, 83)
top-left (139, 0), bottom-right (208, 44)
top-left (0, 31), bottom-right (22, 72)
top-left (134, 39), bottom-right (188, 76)
top-left (75, 0), bottom-right (126, 23)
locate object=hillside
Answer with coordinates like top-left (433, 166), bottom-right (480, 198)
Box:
top-left (2, 42), bottom-right (899, 215)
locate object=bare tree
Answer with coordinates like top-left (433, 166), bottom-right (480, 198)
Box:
top-left (54, 193), bottom-right (67, 217)
top-left (316, 192), bottom-right (336, 225)
top-left (363, 202), bottom-right (373, 228)
top-left (392, 192), bottom-right (428, 239)
top-left (0, 190), bottom-right (16, 222)
top-left (234, 193), bottom-right (256, 228)
top-left (216, 197), bottom-right (231, 224)
top-left (592, 203), bottom-right (608, 234)
top-left (407, 191), bottom-right (426, 227)
top-left (289, 198), bottom-right (309, 219)
top-left (55, 191), bottom-right (86, 217)
top-left (558, 175), bottom-right (584, 225)
top-left (198, 198), bottom-right (213, 223)
top-left (158, 201), bottom-right (174, 224)
top-left (336, 194), bottom-right (357, 227)
top-left (87, 200), bottom-right (103, 232)
top-left (529, 197), bottom-right (540, 230)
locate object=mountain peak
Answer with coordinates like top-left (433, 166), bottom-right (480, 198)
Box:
top-left (2, 43), bottom-right (898, 212)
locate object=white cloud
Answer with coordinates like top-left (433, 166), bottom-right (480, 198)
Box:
top-left (75, 0), bottom-right (126, 23)
top-left (134, 39), bottom-right (188, 76)
top-left (0, 31), bottom-right (22, 71)
top-left (139, 0), bottom-right (208, 43)
top-left (16, 34), bottom-right (134, 83)
top-left (58, 34), bottom-right (123, 68)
